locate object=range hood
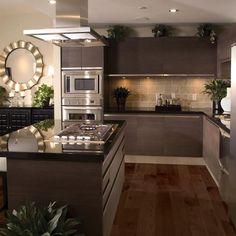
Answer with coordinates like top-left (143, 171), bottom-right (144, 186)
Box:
top-left (24, 0), bottom-right (107, 47)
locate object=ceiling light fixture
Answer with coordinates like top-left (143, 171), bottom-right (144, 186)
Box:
top-left (48, 0), bottom-right (56, 5)
top-left (139, 6), bottom-right (147, 10)
top-left (169, 9), bottom-right (179, 13)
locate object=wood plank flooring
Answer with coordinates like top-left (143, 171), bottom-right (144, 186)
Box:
top-left (111, 163), bottom-right (236, 236)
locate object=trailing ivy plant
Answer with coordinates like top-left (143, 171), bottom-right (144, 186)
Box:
top-left (33, 84), bottom-right (54, 108)
top-left (196, 23), bottom-right (217, 44)
top-left (151, 24), bottom-right (172, 37)
top-left (107, 25), bottom-right (131, 41)
top-left (0, 202), bottom-right (81, 236)
top-left (0, 86), bottom-right (9, 106)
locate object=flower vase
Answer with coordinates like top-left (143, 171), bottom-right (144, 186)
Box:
top-left (221, 87), bottom-right (231, 114)
top-left (116, 97), bottom-right (126, 112)
top-left (213, 100), bottom-right (223, 114)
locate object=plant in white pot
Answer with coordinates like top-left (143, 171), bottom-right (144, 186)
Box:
top-left (203, 79), bottom-right (230, 114)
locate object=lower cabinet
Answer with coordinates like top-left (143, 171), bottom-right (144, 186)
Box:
top-left (203, 116), bottom-right (221, 185)
top-left (203, 116), bottom-right (231, 203)
top-left (0, 107), bottom-right (54, 135)
top-left (105, 114), bottom-right (203, 157)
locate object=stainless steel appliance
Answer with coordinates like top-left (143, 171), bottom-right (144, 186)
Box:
top-left (53, 123), bottom-right (117, 144)
top-left (23, 0), bottom-right (108, 47)
top-left (62, 106), bottom-right (103, 123)
top-left (61, 69), bottom-right (104, 123)
top-left (62, 70), bottom-right (103, 97)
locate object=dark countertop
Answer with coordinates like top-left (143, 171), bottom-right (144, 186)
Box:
top-left (0, 119), bottom-right (126, 162)
top-left (105, 107), bottom-right (230, 134)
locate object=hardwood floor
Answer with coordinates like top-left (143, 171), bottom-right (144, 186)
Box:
top-left (111, 163), bottom-right (236, 236)
top-left (0, 164), bottom-right (235, 236)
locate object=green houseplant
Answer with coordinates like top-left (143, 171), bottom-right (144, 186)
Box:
top-left (151, 24), bottom-right (172, 37)
top-left (196, 23), bottom-right (217, 44)
top-left (113, 87), bottom-right (131, 111)
top-left (0, 86), bottom-right (9, 106)
top-left (107, 25), bottom-right (130, 41)
top-left (0, 202), bottom-right (81, 236)
top-left (204, 79), bottom-right (230, 113)
top-left (33, 84), bottom-right (54, 108)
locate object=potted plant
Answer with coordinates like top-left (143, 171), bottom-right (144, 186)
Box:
top-left (107, 25), bottom-right (131, 41)
top-left (113, 87), bottom-right (131, 111)
top-left (204, 79), bottom-right (230, 113)
top-left (151, 24), bottom-right (172, 37)
top-left (0, 86), bottom-right (9, 106)
top-left (33, 84), bottom-right (54, 108)
top-left (196, 23), bottom-right (217, 44)
top-left (0, 202), bottom-right (81, 236)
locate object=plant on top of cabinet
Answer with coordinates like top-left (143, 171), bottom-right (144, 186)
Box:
top-left (33, 84), bottom-right (54, 108)
top-left (204, 79), bottom-right (230, 113)
top-left (0, 201), bottom-right (81, 236)
top-left (113, 87), bottom-right (131, 111)
top-left (151, 24), bottom-right (172, 37)
top-left (107, 25), bottom-right (132, 41)
top-left (0, 86), bottom-right (9, 106)
top-left (196, 23), bottom-right (217, 44)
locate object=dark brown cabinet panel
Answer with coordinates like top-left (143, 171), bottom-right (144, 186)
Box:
top-left (108, 39), bottom-right (140, 74)
top-left (61, 47), bottom-right (104, 68)
top-left (203, 116), bottom-right (221, 185)
top-left (162, 37), bottom-right (216, 74)
top-left (217, 24), bottom-right (236, 77)
top-left (104, 114), bottom-right (203, 157)
top-left (108, 37), bottom-right (216, 75)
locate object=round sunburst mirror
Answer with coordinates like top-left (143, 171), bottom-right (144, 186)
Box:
top-left (0, 40), bottom-right (43, 91)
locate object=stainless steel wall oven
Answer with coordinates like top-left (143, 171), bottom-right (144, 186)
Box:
top-left (61, 69), bottom-right (104, 123)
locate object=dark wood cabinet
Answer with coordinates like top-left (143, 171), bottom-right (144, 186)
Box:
top-left (104, 114), bottom-right (203, 157)
top-left (203, 116), bottom-right (221, 185)
top-left (61, 47), bottom-right (104, 68)
top-left (217, 24), bottom-right (236, 77)
top-left (162, 37), bottom-right (216, 74)
top-left (0, 107), bottom-right (54, 135)
top-left (108, 37), bottom-right (217, 75)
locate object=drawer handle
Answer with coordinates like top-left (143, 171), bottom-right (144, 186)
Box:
top-left (218, 159), bottom-right (229, 176)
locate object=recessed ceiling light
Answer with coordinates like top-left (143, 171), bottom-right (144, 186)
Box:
top-left (139, 6), bottom-right (147, 10)
top-left (169, 9), bottom-right (179, 13)
top-left (48, 0), bottom-right (56, 5)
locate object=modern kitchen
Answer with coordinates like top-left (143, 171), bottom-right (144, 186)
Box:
top-left (0, 0), bottom-right (236, 235)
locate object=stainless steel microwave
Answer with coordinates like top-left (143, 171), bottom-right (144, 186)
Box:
top-left (62, 70), bottom-right (103, 97)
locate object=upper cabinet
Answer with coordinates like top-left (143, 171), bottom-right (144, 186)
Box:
top-left (217, 25), bottom-right (236, 78)
top-left (107, 37), bottom-right (217, 75)
top-left (61, 47), bottom-right (104, 68)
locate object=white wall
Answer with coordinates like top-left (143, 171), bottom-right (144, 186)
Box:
top-left (0, 12), bottom-right (58, 107)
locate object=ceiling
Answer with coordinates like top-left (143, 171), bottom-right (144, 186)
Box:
top-left (0, 0), bottom-right (236, 25)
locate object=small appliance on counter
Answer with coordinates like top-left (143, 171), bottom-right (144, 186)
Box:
top-left (155, 104), bottom-right (182, 112)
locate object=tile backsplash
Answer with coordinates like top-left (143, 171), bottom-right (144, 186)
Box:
top-left (107, 77), bottom-right (213, 109)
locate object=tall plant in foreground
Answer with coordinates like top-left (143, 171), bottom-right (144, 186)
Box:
top-left (0, 202), bottom-right (81, 236)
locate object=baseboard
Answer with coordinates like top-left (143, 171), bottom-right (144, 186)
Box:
top-left (125, 155), bottom-right (205, 166)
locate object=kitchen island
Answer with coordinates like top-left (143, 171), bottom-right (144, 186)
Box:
top-left (0, 119), bottom-right (126, 236)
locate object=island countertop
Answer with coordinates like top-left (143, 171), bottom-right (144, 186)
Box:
top-left (0, 119), bottom-right (126, 162)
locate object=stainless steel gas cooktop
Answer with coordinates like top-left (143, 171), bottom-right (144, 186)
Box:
top-left (53, 123), bottom-right (116, 144)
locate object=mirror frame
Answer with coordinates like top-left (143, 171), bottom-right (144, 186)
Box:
top-left (0, 40), bottom-right (44, 91)
top-left (0, 125), bottom-right (45, 152)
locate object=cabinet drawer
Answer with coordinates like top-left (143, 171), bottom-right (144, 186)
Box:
top-left (103, 139), bottom-right (124, 208)
top-left (103, 160), bottom-right (124, 236)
